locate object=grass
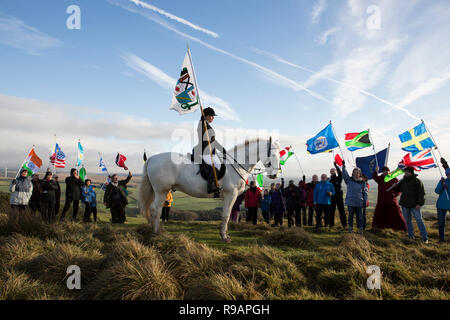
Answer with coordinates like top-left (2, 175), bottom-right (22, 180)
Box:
top-left (0, 175), bottom-right (448, 300)
top-left (0, 207), bottom-right (448, 300)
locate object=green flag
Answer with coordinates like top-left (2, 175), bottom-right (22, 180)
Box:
top-left (345, 131), bottom-right (372, 151)
top-left (256, 174), bottom-right (264, 191)
top-left (79, 167), bottom-right (87, 182)
top-left (384, 168), bottom-right (404, 183)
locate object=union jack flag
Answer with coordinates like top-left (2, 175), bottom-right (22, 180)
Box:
top-left (50, 143), bottom-right (66, 168)
top-left (398, 149), bottom-right (437, 171)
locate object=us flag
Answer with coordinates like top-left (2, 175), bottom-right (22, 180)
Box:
top-left (50, 143), bottom-right (66, 168)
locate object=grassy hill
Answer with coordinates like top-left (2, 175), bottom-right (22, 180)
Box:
top-left (0, 183), bottom-right (449, 300)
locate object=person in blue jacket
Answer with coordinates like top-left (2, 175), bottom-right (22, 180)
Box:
top-left (261, 189), bottom-right (272, 224)
top-left (435, 167), bottom-right (450, 242)
top-left (313, 174), bottom-right (335, 230)
top-left (82, 179), bottom-right (97, 222)
top-left (342, 161), bottom-right (368, 234)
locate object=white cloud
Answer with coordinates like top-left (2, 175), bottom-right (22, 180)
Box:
top-left (311, 0), bottom-right (327, 24)
top-left (316, 27), bottom-right (341, 45)
top-left (0, 13), bottom-right (62, 54)
top-left (126, 0), bottom-right (219, 38)
top-left (122, 53), bottom-right (240, 121)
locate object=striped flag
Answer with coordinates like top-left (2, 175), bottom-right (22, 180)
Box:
top-left (398, 149), bottom-right (437, 171)
top-left (279, 147), bottom-right (293, 166)
top-left (23, 148), bottom-right (43, 176)
top-left (50, 143), bottom-right (66, 168)
top-left (345, 131), bottom-right (372, 151)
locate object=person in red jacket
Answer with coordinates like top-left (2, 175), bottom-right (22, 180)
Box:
top-left (245, 181), bottom-right (262, 225)
top-left (372, 166), bottom-right (407, 231)
top-left (305, 175), bottom-right (319, 226)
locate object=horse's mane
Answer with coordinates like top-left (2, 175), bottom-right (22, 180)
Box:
top-left (230, 138), bottom-right (266, 153)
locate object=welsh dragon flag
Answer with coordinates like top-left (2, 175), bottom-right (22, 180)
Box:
top-left (170, 51), bottom-right (200, 115)
top-left (279, 147), bottom-right (293, 166)
top-left (22, 148), bottom-right (43, 176)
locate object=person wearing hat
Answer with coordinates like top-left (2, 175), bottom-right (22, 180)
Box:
top-left (393, 167), bottom-right (428, 243)
top-left (372, 166), bottom-right (407, 231)
top-left (193, 107), bottom-right (226, 197)
top-left (435, 166), bottom-right (450, 242)
top-left (9, 168), bottom-right (33, 212)
top-left (60, 168), bottom-right (84, 222)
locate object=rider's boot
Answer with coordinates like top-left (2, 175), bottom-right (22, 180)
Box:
top-left (207, 172), bottom-right (220, 198)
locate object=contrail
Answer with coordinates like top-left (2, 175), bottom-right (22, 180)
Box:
top-left (127, 0), bottom-right (219, 38)
top-left (112, 0), bottom-right (332, 104)
top-left (254, 48), bottom-right (423, 122)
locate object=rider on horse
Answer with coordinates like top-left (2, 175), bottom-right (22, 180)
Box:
top-left (192, 107), bottom-right (226, 197)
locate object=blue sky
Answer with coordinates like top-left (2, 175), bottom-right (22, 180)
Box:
top-left (0, 0), bottom-right (449, 178)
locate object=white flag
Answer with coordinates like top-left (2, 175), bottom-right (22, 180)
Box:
top-left (170, 52), bottom-right (200, 115)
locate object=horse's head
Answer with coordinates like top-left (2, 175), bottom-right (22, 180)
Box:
top-left (262, 137), bottom-right (281, 179)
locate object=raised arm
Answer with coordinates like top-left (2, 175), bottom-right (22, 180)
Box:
top-left (342, 163), bottom-right (351, 185)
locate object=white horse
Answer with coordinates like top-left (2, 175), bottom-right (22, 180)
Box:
top-left (139, 138), bottom-right (281, 242)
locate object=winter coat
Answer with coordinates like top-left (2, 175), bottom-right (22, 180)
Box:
top-left (261, 195), bottom-right (271, 212)
top-left (40, 179), bottom-right (58, 203)
top-left (373, 172), bottom-right (400, 205)
top-left (82, 185), bottom-right (97, 207)
top-left (306, 181), bottom-right (318, 207)
top-left (435, 178), bottom-right (450, 210)
top-left (65, 175), bottom-right (83, 201)
top-left (329, 165), bottom-right (344, 200)
top-left (163, 192), bottom-right (173, 208)
top-left (9, 176), bottom-right (33, 206)
top-left (342, 166), bottom-right (368, 208)
top-left (281, 182), bottom-right (304, 210)
top-left (394, 175), bottom-right (425, 209)
top-left (193, 119), bottom-right (226, 163)
top-left (313, 181), bottom-right (335, 205)
top-left (232, 193), bottom-right (245, 212)
top-left (269, 189), bottom-right (285, 214)
top-left (245, 188), bottom-right (261, 208)
top-left (104, 174), bottom-right (132, 207)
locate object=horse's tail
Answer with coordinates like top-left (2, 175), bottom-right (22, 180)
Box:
top-left (139, 158), bottom-right (154, 223)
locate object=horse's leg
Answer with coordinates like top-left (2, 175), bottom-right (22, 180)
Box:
top-left (150, 191), bottom-right (167, 233)
top-left (220, 192), bottom-right (237, 242)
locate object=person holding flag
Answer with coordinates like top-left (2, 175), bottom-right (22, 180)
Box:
top-left (372, 166), bottom-right (407, 231)
top-left (9, 168), bottom-right (33, 212)
top-left (329, 162), bottom-right (347, 229)
top-left (435, 166), bottom-right (450, 242)
top-left (306, 123), bottom-right (340, 155)
top-left (342, 162), bottom-right (368, 234)
top-left (60, 168), bottom-right (84, 222)
top-left (393, 167), bottom-right (428, 243)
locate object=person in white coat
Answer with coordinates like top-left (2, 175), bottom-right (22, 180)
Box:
top-left (9, 169), bottom-right (33, 212)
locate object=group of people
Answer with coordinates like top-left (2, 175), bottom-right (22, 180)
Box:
top-left (233, 159), bottom-right (450, 243)
top-left (9, 167), bottom-right (133, 224)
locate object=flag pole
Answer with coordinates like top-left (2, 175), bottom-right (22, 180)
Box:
top-left (187, 45), bottom-right (219, 191)
top-left (330, 120), bottom-right (345, 164)
top-left (290, 146), bottom-right (304, 177)
top-left (422, 119), bottom-right (449, 199)
top-left (386, 143), bottom-right (391, 167)
top-left (16, 145), bottom-right (35, 179)
top-left (368, 128), bottom-right (379, 169)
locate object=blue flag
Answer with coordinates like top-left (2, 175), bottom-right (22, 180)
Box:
top-left (77, 142), bottom-right (84, 167)
top-left (399, 122), bottom-right (435, 153)
top-left (306, 123), bottom-right (339, 154)
top-left (99, 157), bottom-right (107, 172)
top-left (355, 148), bottom-right (388, 180)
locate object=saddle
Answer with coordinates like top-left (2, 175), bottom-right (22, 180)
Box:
top-left (189, 152), bottom-right (226, 181)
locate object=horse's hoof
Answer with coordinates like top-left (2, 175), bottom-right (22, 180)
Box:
top-left (222, 237), bottom-right (231, 243)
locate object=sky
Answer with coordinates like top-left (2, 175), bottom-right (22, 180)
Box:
top-left (0, 0), bottom-right (449, 180)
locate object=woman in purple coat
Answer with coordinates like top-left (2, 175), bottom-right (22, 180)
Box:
top-left (270, 182), bottom-right (285, 227)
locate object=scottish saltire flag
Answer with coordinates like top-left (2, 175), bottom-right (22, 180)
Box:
top-left (99, 157), bottom-right (107, 172)
top-left (306, 124), bottom-right (339, 154)
top-left (23, 148), bottom-right (43, 176)
top-left (50, 143), bottom-right (66, 168)
top-left (170, 51), bottom-right (200, 115)
top-left (398, 149), bottom-right (437, 171)
top-left (345, 131), bottom-right (372, 152)
top-left (355, 148), bottom-right (388, 180)
top-left (279, 147), bottom-right (293, 165)
top-left (399, 123), bottom-right (435, 153)
top-left (77, 142), bottom-right (84, 167)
